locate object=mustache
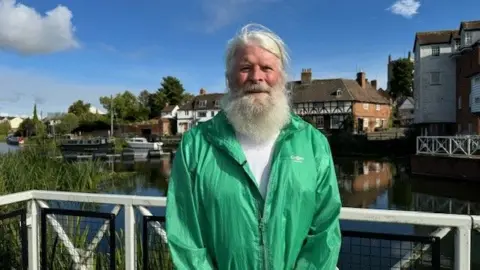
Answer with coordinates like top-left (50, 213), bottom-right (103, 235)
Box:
top-left (243, 84), bottom-right (271, 94)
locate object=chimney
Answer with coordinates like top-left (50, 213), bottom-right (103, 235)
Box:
top-left (371, 80), bottom-right (377, 90)
top-left (199, 88), bottom-right (206, 95)
top-left (356, 72), bottom-right (366, 89)
top-left (301, 68), bottom-right (312, 84)
top-left (408, 51), bottom-right (411, 60)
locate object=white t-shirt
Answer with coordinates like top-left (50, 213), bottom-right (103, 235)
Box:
top-left (236, 132), bottom-right (278, 199)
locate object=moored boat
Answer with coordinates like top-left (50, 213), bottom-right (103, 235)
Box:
top-left (125, 137), bottom-right (163, 151)
top-left (6, 135), bottom-right (24, 146)
top-left (59, 137), bottom-right (115, 154)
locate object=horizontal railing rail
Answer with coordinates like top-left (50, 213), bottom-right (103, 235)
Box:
top-left (0, 190), bottom-right (478, 270)
top-left (417, 135), bottom-right (480, 157)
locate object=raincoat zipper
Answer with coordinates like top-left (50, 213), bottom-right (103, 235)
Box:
top-left (258, 214), bottom-right (268, 270)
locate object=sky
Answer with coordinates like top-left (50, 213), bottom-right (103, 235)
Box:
top-left (1, 0), bottom-right (480, 117)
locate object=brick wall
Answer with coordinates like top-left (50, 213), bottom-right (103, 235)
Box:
top-left (352, 102), bottom-right (392, 132)
top-left (456, 47), bottom-right (480, 134)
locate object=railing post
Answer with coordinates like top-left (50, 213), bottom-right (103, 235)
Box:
top-left (416, 136), bottom-right (419, 154)
top-left (468, 137), bottom-right (471, 155)
top-left (449, 137), bottom-right (452, 155)
top-left (27, 200), bottom-right (40, 270)
top-left (125, 204), bottom-right (136, 270)
top-left (455, 225), bottom-right (471, 270)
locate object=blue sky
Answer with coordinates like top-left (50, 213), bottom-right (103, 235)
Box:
top-left (1, 0), bottom-right (480, 116)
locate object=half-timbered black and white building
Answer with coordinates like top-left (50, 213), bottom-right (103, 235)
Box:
top-left (290, 69), bottom-right (391, 132)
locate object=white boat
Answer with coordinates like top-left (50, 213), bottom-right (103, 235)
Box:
top-left (125, 137), bottom-right (163, 150)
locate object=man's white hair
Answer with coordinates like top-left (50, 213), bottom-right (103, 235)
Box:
top-left (221, 23), bottom-right (292, 143)
top-left (225, 23), bottom-right (290, 81)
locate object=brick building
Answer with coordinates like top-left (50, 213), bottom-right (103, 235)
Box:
top-left (291, 69), bottom-right (391, 133)
top-left (451, 21), bottom-right (480, 134)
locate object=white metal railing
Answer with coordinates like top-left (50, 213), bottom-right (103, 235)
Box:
top-left (416, 135), bottom-right (480, 157)
top-left (0, 190), bottom-right (478, 270)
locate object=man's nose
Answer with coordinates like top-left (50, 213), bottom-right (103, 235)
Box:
top-left (248, 67), bottom-right (264, 83)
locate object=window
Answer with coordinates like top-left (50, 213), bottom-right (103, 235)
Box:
top-left (363, 118), bottom-right (369, 128)
top-left (430, 72), bottom-right (440, 85)
top-left (330, 115), bottom-right (345, 129)
top-left (465, 32), bottom-right (472, 45)
top-left (211, 111), bottom-right (214, 117)
top-left (316, 116), bottom-right (324, 129)
top-left (335, 89), bottom-right (342, 97)
top-left (455, 39), bottom-right (460, 50)
top-left (431, 46), bottom-right (440, 56)
top-left (197, 111), bottom-right (207, 117)
top-left (214, 100), bottom-right (220, 107)
top-left (375, 104), bottom-right (380, 111)
top-left (363, 103), bottom-right (369, 110)
top-left (198, 100), bottom-right (207, 108)
top-left (458, 96), bottom-right (462, 109)
top-left (474, 76), bottom-right (480, 84)
top-left (375, 118), bottom-right (381, 127)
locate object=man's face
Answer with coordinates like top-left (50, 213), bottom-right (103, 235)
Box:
top-left (231, 44), bottom-right (283, 104)
top-left (222, 43), bottom-right (290, 143)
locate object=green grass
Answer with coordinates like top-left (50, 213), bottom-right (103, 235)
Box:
top-left (0, 143), bottom-right (172, 269)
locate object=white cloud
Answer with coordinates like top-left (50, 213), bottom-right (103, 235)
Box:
top-left (201, 0), bottom-right (280, 33)
top-left (0, 0), bottom-right (79, 55)
top-left (387, 0), bottom-right (420, 18)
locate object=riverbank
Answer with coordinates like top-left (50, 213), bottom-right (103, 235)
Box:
top-left (0, 143), bottom-right (134, 196)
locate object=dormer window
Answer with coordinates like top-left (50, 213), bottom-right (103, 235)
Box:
top-left (431, 46), bottom-right (440, 56)
top-left (198, 100), bottom-right (207, 108)
top-left (465, 31), bottom-right (472, 46)
top-left (336, 89), bottom-right (342, 97)
top-left (455, 39), bottom-right (460, 50)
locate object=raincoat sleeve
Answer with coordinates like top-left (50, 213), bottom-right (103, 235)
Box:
top-left (166, 134), bottom-right (215, 270)
top-left (295, 140), bottom-right (342, 270)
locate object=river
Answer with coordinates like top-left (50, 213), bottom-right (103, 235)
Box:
top-left (1, 142), bottom-right (479, 269)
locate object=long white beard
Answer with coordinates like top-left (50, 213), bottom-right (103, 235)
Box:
top-left (221, 81), bottom-right (291, 144)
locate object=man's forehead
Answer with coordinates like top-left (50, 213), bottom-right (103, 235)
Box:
top-left (235, 45), bottom-right (280, 64)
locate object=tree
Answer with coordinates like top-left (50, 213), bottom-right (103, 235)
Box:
top-left (181, 92), bottom-right (195, 104)
top-left (68, 100), bottom-right (91, 116)
top-left (32, 104), bottom-right (39, 122)
top-left (0, 122), bottom-right (11, 135)
top-left (99, 91), bottom-right (147, 123)
top-left (30, 104), bottom-right (45, 137)
top-left (18, 118), bottom-right (35, 137)
top-left (158, 76), bottom-right (186, 105)
top-left (390, 58), bottom-right (414, 100)
top-left (55, 113), bottom-right (80, 134)
top-left (138, 90), bottom-right (151, 108)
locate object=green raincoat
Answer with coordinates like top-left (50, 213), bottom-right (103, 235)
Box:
top-left (166, 111), bottom-right (342, 270)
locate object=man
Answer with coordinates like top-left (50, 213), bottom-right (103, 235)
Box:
top-left (166, 23), bottom-right (342, 270)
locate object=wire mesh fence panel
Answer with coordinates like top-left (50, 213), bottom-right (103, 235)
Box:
top-left (0, 209), bottom-right (28, 270)
top-left (141, 216), bottom-right (172, 270)
top-left (338, 230), bottom-right (441, 270)
top-left (40, 208), bottom-right (116, 270)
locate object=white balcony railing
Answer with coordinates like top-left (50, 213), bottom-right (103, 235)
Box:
top-left (0, 190), bottom-right (477, 270)
top-left (417, 136), bottom-right (480, 157)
